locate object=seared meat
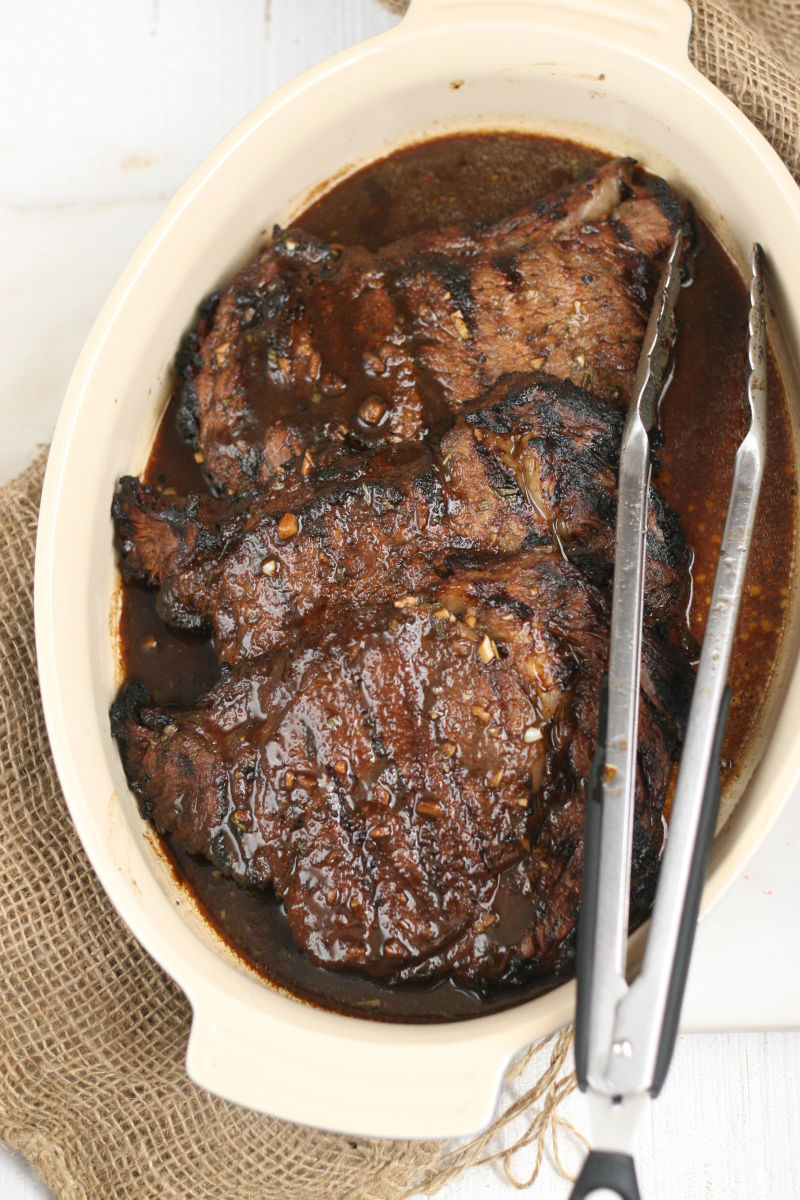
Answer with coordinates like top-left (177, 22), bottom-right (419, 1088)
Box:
top-left (457, 374), bottom-right (692, 625)
top-left (112, 153), bottom-right (698, 991)
top-left (113, 372), bottom-right (691, 664)
top-left (112, 555), bottom-right (692, 984)
top-left (176, 159), bottom-right (689, 492)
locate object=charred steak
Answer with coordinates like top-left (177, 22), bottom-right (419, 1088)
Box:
top-left (112, 554), bottom-right (692, 984)
top-left (175, 158), bottom-right (689, 493)
top-left (113, 372), bottom-right (690, 665)
top-left (112, 157), bottom-right (696, 991)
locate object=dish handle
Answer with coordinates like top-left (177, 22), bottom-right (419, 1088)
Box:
top-left (185, 991), bottom-right (522, 1138)
top-left (403, 0), bottom-right (692, 59)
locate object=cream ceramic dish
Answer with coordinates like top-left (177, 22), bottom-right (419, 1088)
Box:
top-left (35, 0), bottom-right (800, 1139)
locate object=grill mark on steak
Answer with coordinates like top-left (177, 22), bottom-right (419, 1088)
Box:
top-left (112, 554), bottom-right (691, 984)
top-left (115, 372), bottom-right (692, 665)
top-left (115, 372), bottom-right (691, 665)
top-left (112, 156), bottom-right (699, 991)
top-left (175, 159), bottom-right (690, 493)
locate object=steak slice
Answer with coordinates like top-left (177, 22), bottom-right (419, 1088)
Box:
top-left (114, 372), bottom-right (691, 664)
top-left (111, 555), bottom-right (692, 984)
top-left (176, 158), bottom-right (690, 492)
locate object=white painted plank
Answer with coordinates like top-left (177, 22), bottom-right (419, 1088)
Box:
top-left (683, 787), bottom-right (800, 1032)
top-left (0, 0), bottom-right (398, 206)
top-left (0, 1151), bottom-right (49, 1200)
top-left (0, 202), bottom-right (166, 481)
top-left (270, 0), bottom-right (398, 92)
top-left (413, 1033), bottom-right (800, 1199)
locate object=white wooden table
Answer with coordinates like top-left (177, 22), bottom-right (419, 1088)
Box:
top-left (2, 2), bottom-right (799, 1196)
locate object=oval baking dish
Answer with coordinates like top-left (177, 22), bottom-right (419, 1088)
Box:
top-left (35, 0), bottom-right (800, 1138)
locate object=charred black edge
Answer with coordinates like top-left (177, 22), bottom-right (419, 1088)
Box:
top-left (641, 632), bottom-right (697, 749)
top-left (618, 169), bottom-right (698, 300)
top-left (111, 476), bottom-right (155, 581)
top-left (110, 679), bottom-right (153, 742)
top-left (530, 155), bottom-right (638, 224)
top-left (114, 476), bottom-right (229, 553)
top-left (645, 486), bottom-right (695, 582)
top-left (174, 290), bottom-right (221, 447)
top-left (112, 476), bottom-right (191, 583)
top-left (464, 371), bottom-right (625, 443)
top-left (622, 250), bottom-right (657, 309)
top-left (422, 254), bottom-right (476, 331)
top-left (638, 170), bottom-right (694, 246)
top-left (109, 680), bottom-right (162, 819)
top-left (491, 250), bottom-right (525, 290)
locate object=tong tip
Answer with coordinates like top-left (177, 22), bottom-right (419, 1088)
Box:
top-left (748, 243), bottom-right (767, 402)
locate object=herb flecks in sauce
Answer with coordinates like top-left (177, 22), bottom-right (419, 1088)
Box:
top-left (119, 133), bottom-right (796, 1023)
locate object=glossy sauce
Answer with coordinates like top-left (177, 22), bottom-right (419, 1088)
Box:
top-left (119, 133), bottom-right (797, 1022)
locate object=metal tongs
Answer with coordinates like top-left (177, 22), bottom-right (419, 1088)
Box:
top-left (570, 237), bottom-right (767, 1199)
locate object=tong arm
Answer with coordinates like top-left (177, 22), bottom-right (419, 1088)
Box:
top-left (600, 245), bottom-right (767, 1097)
top-left (575, 233), bottom-right (683, 1094)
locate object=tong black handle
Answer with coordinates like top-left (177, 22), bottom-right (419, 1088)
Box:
top-left (570, 1149), bottom-right (641, 1200)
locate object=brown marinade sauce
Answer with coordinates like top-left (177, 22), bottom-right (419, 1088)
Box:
top-left (119, 132), bottom-right (797, 1022)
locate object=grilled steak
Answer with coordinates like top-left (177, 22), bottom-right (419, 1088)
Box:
top-left (112, 554), bottom-right (692, 984)
top-left (112, 156), bottom-right (697, 991)
top-left (113, 372), bottom-right (690, 665)
top-left (176, 159), bottom-right (689, 493)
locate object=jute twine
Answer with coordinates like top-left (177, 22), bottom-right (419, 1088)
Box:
top-left (2, 1), bottom-right (799, 1195)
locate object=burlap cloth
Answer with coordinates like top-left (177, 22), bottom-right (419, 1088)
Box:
top-left (2, 3), bottom-right (799, 1196)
